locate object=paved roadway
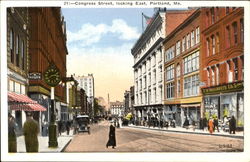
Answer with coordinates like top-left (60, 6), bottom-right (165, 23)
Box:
top-left (64, 120), bottom-right (243, 152)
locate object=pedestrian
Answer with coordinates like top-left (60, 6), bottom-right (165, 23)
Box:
top-left (208, 117), bottom-right (214, 134)
top-left (199, 118), bottom-right (204, 130)
top-left (165, 121), bottom-right (169, 130)
top-left (66, 120), bottom-right (71, 135)
top-left (183, 117), bottom-right (189, 129)
top-left (58, 120), bottom-right (62, 136)
top-left (213, 116), bottom-right (219, 132)
top-left (229, 115), bottom-right (236, 134)
top-left (106, 121), bottom-right (116, 149)
top-left (203, 117), bottom-right (208, 131)
top-left (23, 112), bottom-right (39, 152)
top-left (8, 113), bottom-right (17, 152)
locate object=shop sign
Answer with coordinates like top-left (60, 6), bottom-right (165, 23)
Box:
top-left (28, 72), bottom-right (41, 80)
top-left (202, 82), bottom-right (243, 95)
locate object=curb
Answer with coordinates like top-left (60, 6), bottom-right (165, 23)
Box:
top-left (60, 139), bottom-right (72, 152)
top-left (126, 126), bottom-right (244, 139)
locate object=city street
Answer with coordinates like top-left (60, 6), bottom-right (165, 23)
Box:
top-left (64, 120), bottom-right (243, 152)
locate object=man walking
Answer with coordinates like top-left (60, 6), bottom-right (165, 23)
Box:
top-left (213, 116), bottom-right (219, 132)
top-left (8, 113), bottom-right (17, 152)
top-left (23, 112), bottom-right (39, 152)
top-left (229, 115), bottom-right (236, 134)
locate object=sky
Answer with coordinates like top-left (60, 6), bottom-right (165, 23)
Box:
top-left (62, 8), bottom-right (154, 102)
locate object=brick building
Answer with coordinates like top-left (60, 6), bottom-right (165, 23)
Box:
top-left (200, 7), bottom-right (244, 128)
top-left (163, 9), bottom-right (201, 126)
top-left (28, 8), bottom-right (68, 125)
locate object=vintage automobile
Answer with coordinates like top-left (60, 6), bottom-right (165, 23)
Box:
top-left (76, 115), bottom-right (90, 134)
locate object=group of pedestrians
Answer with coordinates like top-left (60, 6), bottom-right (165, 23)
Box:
top-left (200, 115), bottom-right (237, 134)
top-left (58, 120), bottom-right (72, 136)
top-left (8, 112), bottom-right (39, 153)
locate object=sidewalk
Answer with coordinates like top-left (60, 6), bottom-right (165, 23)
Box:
top-left (126, 124), bottom-right (244, 139)
top-left (17, 129), bottom-right (74, 153)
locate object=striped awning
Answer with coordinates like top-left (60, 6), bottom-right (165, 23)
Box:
top-left (8, 92), bottom-right (46, 111)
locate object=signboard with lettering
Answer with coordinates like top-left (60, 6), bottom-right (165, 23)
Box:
top-left (28, 72), bottom-right (42, 80)
top-left (202, 82), bottom-right (243, 95)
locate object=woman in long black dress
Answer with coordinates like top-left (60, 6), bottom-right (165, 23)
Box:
top-left (106, 121), bottom-right (116, 149)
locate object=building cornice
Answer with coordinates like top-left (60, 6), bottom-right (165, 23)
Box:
top-left (131, 13), bottom-right (164, 56)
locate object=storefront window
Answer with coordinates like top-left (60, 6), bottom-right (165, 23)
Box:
top-left (204, 96), bottom-right (219, 119)
top-left (220, 94), bottom-right (237, 120)
top-left (237, 93), bottom-right (244, 127)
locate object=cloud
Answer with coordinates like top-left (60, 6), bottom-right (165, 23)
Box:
top-left (67, 43), bottom-right (134, 101)
top-left (67, 19), bottom-right (140, 46)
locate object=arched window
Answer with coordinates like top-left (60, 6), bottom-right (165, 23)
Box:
top-left (10, 29), bottom-right (14, 63)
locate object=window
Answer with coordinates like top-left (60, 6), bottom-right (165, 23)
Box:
top-left (206, 11), bottom-right (209, 27)
top-left (10, 29), bottom-right (14, 64)
top-left (216, 33), bottom-right (220, 53)
top-left (206, 38), bottom-right (210, 56)
top-left (184, 74), bottom-right (199, 97)
top-left (216, 7), bottom-right (220, 21)
top-left (233, 22), bottom-right (238, 45)
top-left (154, 70), bottom-right (156, 84)
top-left (177, 80), bottom-right (180, 97)
top-left (184, 51), bottom-right (199, 74)
top-left (148, 73), bottom-right (151, 85)
top-left (182, 36), bottom-right (186, 52)
top-left (186, 33), bottom-right (191, 49)
top-left (21, 40), bottom-right (25, 70)
top-left (176, 41), bottom-right (180, 55)
top-left (166, 64), bottom-right (174, 80)
top-left (211, 8), bottom-right (215, 24)
top-left (226, 7), bottom-right (230, 15)
top-left (176, 64), bottom-right (181, 77)
top-left (196, 27), bottom-right (200, 43)
top-left (216, 65), bottom-right (220, 85)
top-left (207, 69), bottom-right (210, 86)
top-left (240, 19), bottom-right (244, 43)
top-left (233, 58), bottom-right (238, 81)
top-left (226, 26), bottom-right (231, 48)
top-left (148, 90), bottom-right (151, 103)
top-left (227, 61), bottom-right (233, 83)
top-left (165, 46), bottom-right (175, 61)
top-left (15, 35), bottom-right (19, 66)
top-left (211, 35), bottom-right (215, 55)
top-left (191, 30), bottom-right (195, 47)
top-left (166, 82), bottom-right (174, 99)
top-left (211, 68), bottom-right (215, 85)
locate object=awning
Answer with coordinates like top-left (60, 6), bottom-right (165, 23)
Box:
top-left (8, 92), bottom-right (37, 104)
top-left (181, 104), bottom-right (201, 108)
top-left (8, 92), bottom-right (46, 111)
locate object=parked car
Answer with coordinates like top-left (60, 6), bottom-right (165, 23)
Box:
top-left (76, 115), bottom-right (90, 134)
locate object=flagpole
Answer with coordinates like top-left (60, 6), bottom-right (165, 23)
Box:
top-left (142, 12), bottom-right (144, 32)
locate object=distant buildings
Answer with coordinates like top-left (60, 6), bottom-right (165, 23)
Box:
top-left (110, 101), bottom-right (124, 117)
top-left (75, 74), bottom-right (95, 117)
